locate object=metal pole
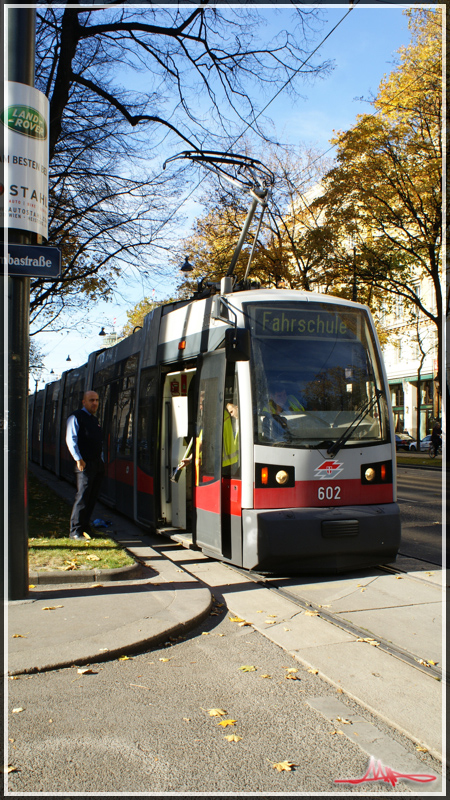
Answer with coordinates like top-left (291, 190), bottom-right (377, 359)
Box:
top-left (226, 197), bottom-right (259, 278)
top-left (6, 7), bottom-right (37, 600)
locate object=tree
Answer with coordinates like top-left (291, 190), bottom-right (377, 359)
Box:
top-left (314, 8), bottom-right (443, 392)
top-left (32, 3), bottom-right (331, 332)
top-left (173, 142), bottom-right (332, 295)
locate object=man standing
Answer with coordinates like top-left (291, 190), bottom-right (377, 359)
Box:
top-left (66, 391), bottom-right (105, 540)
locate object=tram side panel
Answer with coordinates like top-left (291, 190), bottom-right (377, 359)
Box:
top-left (42, 381), bottom-right (61, 473)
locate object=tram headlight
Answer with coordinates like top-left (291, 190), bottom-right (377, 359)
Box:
top-left (255, 463), bottom-right (295, 488)
top-left (360, 461), bottom-right (392, 485)
top-left (364, 467), bottom-right (376, 482)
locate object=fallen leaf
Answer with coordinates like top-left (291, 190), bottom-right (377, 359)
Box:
top-left (416, 745), bottom-right (428, 752)
top-left (260, 674), bottom-right (271, 679)
top-left (119, 655), bottom-right (132, 661)
top-left (267, 614), bottom-right (277, 618)
top-left (224, 734), bottom-right (242, 742)
top-left (283, 627), bottom-right (290, 632)
top-left (239, 665), bottom-right (256, 672)
top-left (11, 634), bottom-right (26, 639)
top-left (264, 620), bottom-right (276, 625)
top-left (42, 605), bottom-right (64, 611)
top-left (208, 708), bottom-right (227, 716)
top-left (159, 658), bottom-right (170, 662)
top-left (285, 673), bottom-right (299, 680)
top-left (307, 668), bottom-right (319, 674)
top-left (77, 667), bottom-right (96, 675)
top-left (229, 616), bottom-right (245, 623)
top-left (28, 585), bottom-right (35, 589)
top-left (63, 561), bottom-right (78, 570)
top-left (86, 554), bottom-right (100, 561)
top-left (217, 719), bottom-right (236, 727)
top-left (238, 621), bottom-right (252, 627)
top-left (272, 761), bottom-right (297, 772)
top-left (8, 676), bottom-right (19, 681)
top-left (395, 575), bottom-right (403, 579)
top-left (285, 668), bottom-right (298, 673)
top-left (427, 660), bottom-right (438, 666)
top-left (304, 610), bottom-right (319, 616)
top-left (1, 766), bottom-right (18, 774)
top-left (357, 637), bottom-right (380, 646)
top-left (201, 632), bottom-right (209, 636)
top-left (12, 708), bottom-right (24, 713)
top-left (183, 718), bottom-right (191, 722)
top-left (336, 717), bottom-right (352, 725)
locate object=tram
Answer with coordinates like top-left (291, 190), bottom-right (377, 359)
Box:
top-left (29, 284), bottom-right (401, 573)
top-left (29, 152), bottom-right (400, 573)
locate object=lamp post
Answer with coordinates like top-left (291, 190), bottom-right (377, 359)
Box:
top-left (352, 245), bottom-right (358, 303)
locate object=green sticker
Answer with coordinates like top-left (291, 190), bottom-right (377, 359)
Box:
top-left (2, 104), bottom-right (47, 140)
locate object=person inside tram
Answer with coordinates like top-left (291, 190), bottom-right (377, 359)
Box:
top-left (268, 386), bottom-right (305, 415)
top-left (223, 402), bottom-right (239, 472)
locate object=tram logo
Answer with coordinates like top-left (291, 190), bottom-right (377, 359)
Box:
top-left (315, 459), bottom-right (344, 479)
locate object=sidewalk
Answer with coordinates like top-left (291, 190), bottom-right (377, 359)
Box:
top-left (8, 463), bottom-right (445, 770)
top-left (8, 465), bottom-right (212, 674)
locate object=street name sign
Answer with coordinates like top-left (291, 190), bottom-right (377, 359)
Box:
top-left (4, 243), bottom-right (61, 277)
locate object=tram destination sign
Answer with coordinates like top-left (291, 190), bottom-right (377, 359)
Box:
top-left (4, 243), bottom-right (61, 278)
top-left (251, 305), bottom-right (359, 340)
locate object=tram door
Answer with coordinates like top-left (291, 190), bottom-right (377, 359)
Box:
top-left (194, 352), bottom-right (226, 554)
top-left (160, 369), bottom-right (195, 528)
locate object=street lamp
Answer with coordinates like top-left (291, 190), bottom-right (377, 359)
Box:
top-left (180, 256), bottom-right (194, 272)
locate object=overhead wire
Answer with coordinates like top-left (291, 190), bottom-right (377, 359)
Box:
top-left (148, 2), bottom-right (360, 243)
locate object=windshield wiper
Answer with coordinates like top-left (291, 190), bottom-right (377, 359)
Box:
top-left (326, 389), bottom-right (383, 457)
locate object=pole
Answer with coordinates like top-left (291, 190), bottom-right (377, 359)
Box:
top-left (6, 7), bottom-right (37, 599)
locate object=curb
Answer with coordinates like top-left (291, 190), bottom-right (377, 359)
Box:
top-left (29, 562), bottom-right (143, 585)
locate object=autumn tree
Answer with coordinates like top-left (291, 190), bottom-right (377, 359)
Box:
top-left (173, 143), bottom-right (332, 295)
top-left (31, 3), bottom-right (331, 332)
top-left (313, 8), bottom-right (443, 391)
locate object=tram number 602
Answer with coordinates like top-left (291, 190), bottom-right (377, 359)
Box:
top-left (318, 485), bottom-right (341, 501)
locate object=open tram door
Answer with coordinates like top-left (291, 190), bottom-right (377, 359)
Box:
top-left (160, 368), bottom-right (196, 531)
top-left (193, 349), bottom-right (243, 564)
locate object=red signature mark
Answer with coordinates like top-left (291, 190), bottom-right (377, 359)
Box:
top-left (335, 755), bottom-right (437, 788)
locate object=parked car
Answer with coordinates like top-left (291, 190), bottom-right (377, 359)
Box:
top-left (395, 433), bottom-right (415, 451)
top-left (409, 434), bottom-right (432, 452)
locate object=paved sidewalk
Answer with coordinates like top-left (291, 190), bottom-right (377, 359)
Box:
top-left (8, 465), bottom-right (212, 674)
top-left (7, 463), bottom-right (445, 770)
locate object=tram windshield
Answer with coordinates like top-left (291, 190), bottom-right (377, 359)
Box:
top-left (245, 301), bottom-right (389, 449)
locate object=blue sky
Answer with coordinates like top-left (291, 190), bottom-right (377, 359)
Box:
top-left (34, 4), bottom-right (414, 384)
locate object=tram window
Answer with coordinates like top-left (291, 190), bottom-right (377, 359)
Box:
top-left (246, 302), bottom-right (388, 448)
top-left (223, 365), bottom-right (240, 478)
top-left (117, 387), bottom-right (134, 457)
top-left (197, 378), bottom-right (222, 484)
top-left (137, 368), bottom-right (158, 473)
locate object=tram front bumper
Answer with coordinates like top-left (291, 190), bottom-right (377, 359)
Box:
top-left (242, 503), bottom-right (401, 574)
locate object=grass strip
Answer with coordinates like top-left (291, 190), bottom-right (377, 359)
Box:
top-left (28, 472), bottom-right (135, 572)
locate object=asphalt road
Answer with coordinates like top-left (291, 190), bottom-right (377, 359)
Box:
top-left (396, 468), bottom-right (442, 566)
top-left (7, 607), bottom-right (440, 794)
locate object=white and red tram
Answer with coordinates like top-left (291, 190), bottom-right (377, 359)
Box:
top-left (30, 285), bottom-right (401, 573)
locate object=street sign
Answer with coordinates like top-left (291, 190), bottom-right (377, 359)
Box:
top-left (4, 242), bottom-right (61, 277)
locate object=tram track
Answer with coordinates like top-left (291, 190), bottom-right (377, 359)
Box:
top-left (225, 561), bottom-right (445, 684)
